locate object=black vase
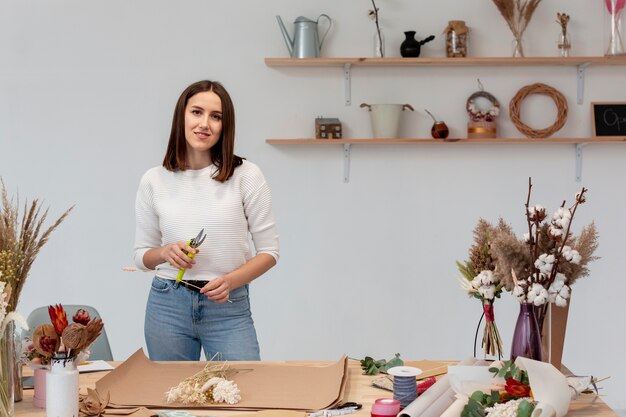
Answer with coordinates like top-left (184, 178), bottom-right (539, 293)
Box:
top-left (400, 31), bottom-right (421, 58)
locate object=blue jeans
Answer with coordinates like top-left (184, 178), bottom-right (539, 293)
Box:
top-left (144, 277), bottom-right (260, 361)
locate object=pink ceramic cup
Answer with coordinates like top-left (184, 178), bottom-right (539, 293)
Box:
top-left (33, 368), bottom-right (47, 408)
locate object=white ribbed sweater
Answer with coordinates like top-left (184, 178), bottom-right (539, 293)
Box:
top-left (133, 160), bottom-right (279, 281)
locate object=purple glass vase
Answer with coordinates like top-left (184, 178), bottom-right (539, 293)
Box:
top-left (510, 303), bottom-right (543, 362)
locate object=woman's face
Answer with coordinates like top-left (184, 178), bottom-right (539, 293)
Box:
top-left (184, 90), bottom-right (223, 156)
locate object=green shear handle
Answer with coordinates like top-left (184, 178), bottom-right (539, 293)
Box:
top-left (176, 228), bottom-right (206, 282)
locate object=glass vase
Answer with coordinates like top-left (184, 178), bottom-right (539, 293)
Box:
top-left (558, 31), bottom-right (571, 57)
top-left (510, 303), bottom-right (543, 362)
top-left (512, 36), bottom-right (525, 57)
top-left (374, 27), bottom-right (385, 58)
top-left (604, 0), bottom-right (625, 56)
top-left (0, 321), bottom-right (16, 417)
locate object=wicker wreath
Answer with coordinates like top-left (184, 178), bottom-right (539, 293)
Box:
top-left (466, 91), bottom-right (500, 122)
top-left (509, 83), bottom-right (568, 138)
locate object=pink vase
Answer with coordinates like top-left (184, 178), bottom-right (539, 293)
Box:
top-left (33, 368), bottom-right (47, 408)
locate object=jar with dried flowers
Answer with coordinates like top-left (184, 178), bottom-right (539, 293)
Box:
top-left (556, 12), bottom-right (571, 57)
top-left (491, 0), bottom-right (543, 57)
top-left (604, 0), bottom-right (625, 56)
top-left (0, 178), bottom-right (72, 413)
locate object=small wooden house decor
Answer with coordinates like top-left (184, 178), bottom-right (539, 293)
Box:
top-left (315, 117), bottom-right (342, 139)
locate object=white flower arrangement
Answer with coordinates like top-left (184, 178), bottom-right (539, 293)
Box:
top-left (511, 184), bottom-right (587, 308)
top-left (165, 360), bottom-right (241, 406)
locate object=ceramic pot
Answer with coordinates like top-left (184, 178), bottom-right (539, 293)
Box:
top-left (400, 31), bottom-right (422, 57)
top-left (32, 368), bottom-right (47, 408)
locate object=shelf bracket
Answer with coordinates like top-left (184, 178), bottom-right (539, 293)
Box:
top-left (575, 142), bottom-right (587, 182)
top-left (344, 63), bottom-right (352, 106)
top-left (577, 62), bottom-right (590, 105)
top-left (343, 144), bottom-right (351, 182)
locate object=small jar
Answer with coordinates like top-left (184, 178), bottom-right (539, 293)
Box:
top-left (444, 20), bottom-right (469, 57)
top-left (46, 353), bottom-right (79, 417)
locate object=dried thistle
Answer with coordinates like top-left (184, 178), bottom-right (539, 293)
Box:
top-left (491, 0), bottom-right (543, 56)
top-left (0, 178), bottom-right (73, 311)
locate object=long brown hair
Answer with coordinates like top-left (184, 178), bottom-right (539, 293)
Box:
top-left (162, 80), bottom-right (243, 182)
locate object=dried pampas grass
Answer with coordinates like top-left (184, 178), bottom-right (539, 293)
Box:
top-left (491, 0), bottom-right (543, 56)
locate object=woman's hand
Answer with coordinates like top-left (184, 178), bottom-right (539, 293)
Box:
top-left (161, 242), bottom-right (197, 270)
top-left (201, 276), bottom-right (232, 303)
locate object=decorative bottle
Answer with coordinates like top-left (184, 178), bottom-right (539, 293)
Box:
top-left (46, 353), bottom-right (79, 417)
top-left (510, 303), bottom-right (543, 362)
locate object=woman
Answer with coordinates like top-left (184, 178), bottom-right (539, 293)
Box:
top-left (133, 80), bottom-right (279, 361)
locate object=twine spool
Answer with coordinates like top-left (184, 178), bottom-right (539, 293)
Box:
top-left (387, 366), bottom-right (422, 409)
top-left (509, 83), bottom-right (568, 138)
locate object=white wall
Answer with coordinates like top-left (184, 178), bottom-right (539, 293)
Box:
top-left (1, 0), bottom-right (624, 411)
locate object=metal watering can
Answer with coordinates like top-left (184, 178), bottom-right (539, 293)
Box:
top-left (276, 14), bottom-right (332, 58)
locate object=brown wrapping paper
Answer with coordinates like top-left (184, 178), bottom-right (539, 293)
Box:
top-left (96, 349), bottom-right (347, 411)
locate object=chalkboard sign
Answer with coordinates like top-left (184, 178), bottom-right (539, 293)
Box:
top-left (592, 102), bottom-right (626, 137)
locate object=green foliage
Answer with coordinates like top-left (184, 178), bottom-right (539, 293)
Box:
top-left (457, 260), bottom-right (476, 281)
top-left (359, 353), bottom-right (403, 375)
top-left (517, 399), bottom-right (535, 417)
top-left (461, 396), bottom-right (486, 417)
top-left (489, 360), bottom-right (529, 385)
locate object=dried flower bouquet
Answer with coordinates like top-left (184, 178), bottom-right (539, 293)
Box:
top-left (491, 0), bottom-right (543, 56)
top-left (165, 356), bottom-right (241, 405)
top-left (457, 219), bottom-right (511, 359)
top-left (490, 178), bottom-right (598, 330)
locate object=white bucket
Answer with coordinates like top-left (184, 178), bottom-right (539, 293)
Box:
top-left (361, 103), bottom-right (415, 138)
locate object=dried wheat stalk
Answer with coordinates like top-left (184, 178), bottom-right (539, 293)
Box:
top-left (0, 178), bottom-right (73, 311)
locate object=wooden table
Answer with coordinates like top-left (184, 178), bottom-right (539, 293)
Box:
top-left (15, 359), bottom-right (619, 416)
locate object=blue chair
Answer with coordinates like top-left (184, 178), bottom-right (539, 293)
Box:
top-left (26, 305), bottom-right (113, 361)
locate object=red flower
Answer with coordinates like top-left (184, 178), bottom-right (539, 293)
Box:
top-left (48, 304), bottom-right (68, 335)
top-left (505, 377), bottom-right (532, 398)
top-left (72, 309), bottom-right (91, 325)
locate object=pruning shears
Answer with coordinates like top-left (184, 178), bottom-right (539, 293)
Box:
top-left (176, 228), bottom-right (206, 282)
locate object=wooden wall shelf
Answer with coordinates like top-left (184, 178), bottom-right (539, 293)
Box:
top-left (266, 137), bottom-right (626, 182)
top-left (266, 137), bottom-right (626, 144)
top-left (265, 56), bottom-right (626, 68)
top-left (265, 56), bottom-right (626, 106)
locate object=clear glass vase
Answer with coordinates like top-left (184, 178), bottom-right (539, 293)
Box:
top-left (512, 36), bottom-right (526, 57)
top-left (605, 0), bottom-right (625, 56)
top-left (374, 27), bottom-right (385, 58)
top-left (0, 321), bottom-right (16, 417)
top-left (558, 31), bottom-right (571, 57)
top-left (510, 303), bottom-right (543, 362)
